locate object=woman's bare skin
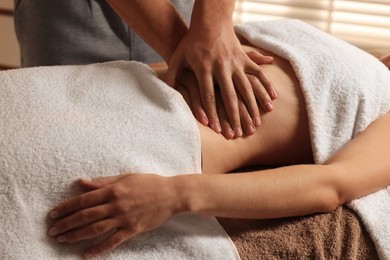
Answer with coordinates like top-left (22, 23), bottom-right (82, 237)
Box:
top-left (47, 45), bottom-right (390, 258)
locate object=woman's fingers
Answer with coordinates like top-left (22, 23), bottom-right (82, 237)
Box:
top-left (79, 175), bottom-right (127, 190)
top-left (49, 204), bottom-right (111, 238)
top-left (84, 229), bottom-right (133, 258)
top-left (54, 217), bottom-right (118, 244)
top-left (48, 174), bottom-right (178, 258)
top-left (49, 189), bottom-right (107, 220)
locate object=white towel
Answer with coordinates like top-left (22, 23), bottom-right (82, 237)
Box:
top-left (235, 20), bottom-right (390, 259)
top-left (0, 61), bottom-right (239, 260)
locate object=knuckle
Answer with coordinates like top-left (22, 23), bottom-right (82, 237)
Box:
top-left (198, 61), bottom-right (212, 74)
top-left (57, 222), bottom-right (68, 232)
top-left (108, 186), bottom-right (126, 200)
top-left (225, 90), bottom-right (238, 102)
top-left (124, 216), bottom-right (137, 228)
top-left (241, 82), bottom-right (253, 92)
top-left (92, 246), bottom-right (104, 256)
top-left (91, 223), bottom-right (106, 235)
top-left (207, 113), bottom-right (219, 123)
top-left (109, 235), bottom-right (124, 247)
top-left (214, 56), bottom-right (228, 68)
top-left (78, 196), bottom-right (89, 208)
top-left (203, 93), bottom-right (215, 104)
top-left (80, 211), bottom-right (92, 222)
top-left (242, 113), bottom-right (252, 123)
top-left (247, 74), bottom-right (258, 84)
top-left (113, 201), bottom-right (128, 215)
top-left (232, 116), bottom-right (241, 126)
top-left (132, 223), bottom-right (144, 234)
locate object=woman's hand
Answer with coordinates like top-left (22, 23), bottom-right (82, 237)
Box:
top-left (48, 174), bottom-right (181, 258)
top-left (164, 0), bottom-right (276, 138)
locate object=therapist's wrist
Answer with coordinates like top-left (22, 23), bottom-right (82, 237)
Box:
top-left (191, 0), bottom-right (235, 32)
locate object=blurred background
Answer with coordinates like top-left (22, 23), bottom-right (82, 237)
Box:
top-left (1, 0), bottom-right (389, 70)
top-left (233, 0), bottom-right (390, 50)
top-left (0, 0), bottom-right (18, 69)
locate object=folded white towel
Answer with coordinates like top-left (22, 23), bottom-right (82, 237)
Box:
top-left (0, 61), bottom-right (239, 259)
top-left (235, 20), bottom-right (390, 259)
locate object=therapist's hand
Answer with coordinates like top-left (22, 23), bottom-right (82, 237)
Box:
top-left (165, 19), bottom-right (276, 138)
top-left (176, 51), bottom-right (274, 140)
top-left (47, 174), bottom-right (180, 258)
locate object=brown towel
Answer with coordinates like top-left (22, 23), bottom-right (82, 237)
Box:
top-left (219, 206), bottom-right (378, 259)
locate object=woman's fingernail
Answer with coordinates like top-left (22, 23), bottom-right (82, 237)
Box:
top-left (271, 90), bottom-right (278, 99)
top-left (49, 227), bottom-right (59, 236)
top-left (266, 102), bottom-right (273, 112)
top-left (56, 235), bottom-right (67, 243)
top-left (49, 210), bottom-right (59, 219)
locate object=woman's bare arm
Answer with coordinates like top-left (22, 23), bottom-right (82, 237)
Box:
top-left (174, 112), bottom-right (390, 219)
top-left (47, 112), bottom-right (390, 257)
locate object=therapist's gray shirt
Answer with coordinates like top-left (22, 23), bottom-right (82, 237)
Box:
top-left (14, 0), bottom-right (193, 67)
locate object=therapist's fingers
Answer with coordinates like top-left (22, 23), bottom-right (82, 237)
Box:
top-left (246, 51), bottom-right (274, 65)
top-left (216, 92), bottom-right (254, 138)
top-left (215, 69), bottom-right (242, 138)
top-left (215, 91), bottom-right (234, 140)
top-left (193, 67), bottom-right (222, 133)
top-left (247, 66), bottom-right (277, 100)
top-left (247, 73), bottom-right (273, 113)
top-left (187, 81), bottom-right (208, 126)
top-left (177, 69), bottom-right (208, 126)
top-left (233, 70), bottom-right (261, 127)
top-left (164, 50), bottom-right (186, 89)
top-left (238, 95), bottom-right (256, 135)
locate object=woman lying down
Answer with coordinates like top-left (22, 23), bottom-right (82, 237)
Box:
top-left (1, 20), bottom-right (390, 259)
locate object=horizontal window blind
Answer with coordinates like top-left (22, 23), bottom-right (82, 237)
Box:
top-left (233, 0), bottom-right (390, 50)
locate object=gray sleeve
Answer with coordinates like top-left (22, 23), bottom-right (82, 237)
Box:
top-left (14, 0), bottom-right (193, 67)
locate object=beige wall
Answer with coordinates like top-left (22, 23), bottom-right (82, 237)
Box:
top-left (0, 0), bottom-right (20, 68)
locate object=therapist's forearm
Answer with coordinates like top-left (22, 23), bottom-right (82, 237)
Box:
top-left (190, 0), bottom-right (235, 38)
top-left (106, 0), bottom-right (188, 62)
